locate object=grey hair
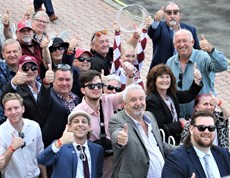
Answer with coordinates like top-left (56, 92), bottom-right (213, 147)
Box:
top-left (165, 2), bottom-right (181, 9)
top-left (103, 74), bottom-right (121, 85)
top-left (173, 29), bottom-right (194, 43)
top-left (32, 11), bottom-right (49, 22)
top-left (2, 39), bottom-right (21, 52)
top-left (122, 83), bottom-right (144, 101)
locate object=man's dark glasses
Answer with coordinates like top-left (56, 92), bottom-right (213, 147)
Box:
top-left (84, 83), bottom-right (104, 90)
top-left (91, 30), bottom-right (108, 42)
top-left (193, 125), bottom-right (216, 132)
top-left (77, 57), bottom-right (91, 62)
top-left (178, 73), bottom-right (183, 89)
top-left (50, 46), bottom-right (65, 53)
top-left (165, 9), bottom-right (181, 15)
top-left (22, 65), bottom-right (38, 72)
top-left (76, 145), bottom-right (86, 161)
top-left (106, 85), bottom-right (121, 92)
top-left (56, 64), bottom-right (71, 70)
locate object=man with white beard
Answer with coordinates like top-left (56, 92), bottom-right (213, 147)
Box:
top-left (148, 2), bottom-right (200, 70)
top-left (16, 20), bottom-right (50, 70)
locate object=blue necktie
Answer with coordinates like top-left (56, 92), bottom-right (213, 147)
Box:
top-left (203, 154), bottom-right (214, 178)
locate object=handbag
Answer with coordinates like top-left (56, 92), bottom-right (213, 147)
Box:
top-left (93, 100), bottom-right (113, 157)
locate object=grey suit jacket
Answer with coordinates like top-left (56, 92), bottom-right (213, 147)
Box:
top-left (109, 110), bottom-right (175, 178)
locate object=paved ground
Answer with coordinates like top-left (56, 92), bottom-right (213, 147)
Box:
top-left (0, 0), bottom-right (230, 106)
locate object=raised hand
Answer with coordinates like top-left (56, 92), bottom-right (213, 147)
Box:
top-left (199, 34), bottom-right (213, 53)
top-left (193, 63), bottom-right (202, 85)
top-left (143, 16), bottom-right (153, 30)
top-left (0, 155), bottom-right (5, 169)
top-left (68, 38), bottom-right (79, 53)
top-left (117, 124), bottom-right (128, 146)
top-left (44, 64), bottom-right (54, 84)
top-left (11, 65), bottom-right (27, 86)
top-left (40, 36), bottom-right (50, 49)
top-left (191, 172), bottom-right (196, 178)
top-left (122, 61), bottom-right (134, 78)
top-left (112, 21), bottom-right (120, 33)
top-left (154, 6), bottom-right (164, 22)
top-left (10, 133), bottom-right (25, 151)
top-left (209, 91), bottom-right (221, 106)
top-left (59, 125), bottom-right (75, 145)
top-left (2, 10), bottom-right (10, 27)
top-left (23, 3), bottom-right (34, 20)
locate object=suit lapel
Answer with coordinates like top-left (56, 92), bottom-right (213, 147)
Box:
top-left (67, 144), bottom-right (78, 178)
top-left (211, 146), bottom-right (224, 177)
top-left (88, 141), bottom-right (95, 177)
top-left (20, 84), bottom-right (38, 105)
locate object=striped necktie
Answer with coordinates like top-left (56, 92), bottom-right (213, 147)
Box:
top-left (203, 154), bottom-right (214, 178)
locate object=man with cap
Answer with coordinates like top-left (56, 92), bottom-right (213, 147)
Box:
top-left (1, 55), bottom-right (43, 125)
top-left (16, 19), bottom-right (50, 72)
top-left (37, 110), bottom-right (104, 178)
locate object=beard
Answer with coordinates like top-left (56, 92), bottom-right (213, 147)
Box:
top-left (22, 36), bottom-right (32, 44)
top-left (193, 133), bottom-right (214, 148)
top-left (168, 19), bottom-right (177, 27)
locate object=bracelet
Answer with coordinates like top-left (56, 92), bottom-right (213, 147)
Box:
top-left (9, 145), bottom-right (15, 152)
top-left (42, 78), bottom-right (50, 85)
top-left (57, 139), bottom-right (62, 147)
top-left (218, 100), bottom-right (222, 107)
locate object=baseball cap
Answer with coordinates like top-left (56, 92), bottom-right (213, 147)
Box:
top-left (75, 48), bottom-right (92, 59)
top-left (68, 110), bottom-right (91, 124)
top-left (17, 20), bottom-right (33, 32)
top-left (19, 55), bottom-right (38, 66)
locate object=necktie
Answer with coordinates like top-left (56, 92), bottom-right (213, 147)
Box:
top-left (82, 146), bottom-right (90, 178)
top-left (203, 154), bottom-right (214, 178)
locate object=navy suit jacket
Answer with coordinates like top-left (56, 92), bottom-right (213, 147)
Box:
top-left (148, 21), bottom-right (200, 70)
top-left (37, 140), bottom-right (104, 178)
top-left (162, 145), bottom-right (230, 178)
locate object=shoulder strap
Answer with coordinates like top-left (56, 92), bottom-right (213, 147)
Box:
top-left (99, 100), bottom-right (106, 137)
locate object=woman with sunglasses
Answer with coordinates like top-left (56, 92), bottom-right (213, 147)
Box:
top-left (103, 74), bottom-right (121, 94)
top-left (145, 64), bottom-right (203, 145)
top-left (180, 93), bottom-right (230, 149)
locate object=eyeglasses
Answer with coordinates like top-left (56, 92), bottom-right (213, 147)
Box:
top-left (76, 145), bottom-right (86, 161)
top-left (178, 73), bottom-right (183, 89)
top-left (165, 9), bottom-right (181, 15)
top-left (193, 125), bottom-right (216, 132)
top-left (50, 46), bottom-right (65, 53)
top-left (84, 83), bottom-right (104, 90)
top-left (22, 65), bottom-right (38, 72)
top-left (35, 19), bottom-right (49, 24)
top-left (77, 57), bottom-right (91, 62)
top-left (106, 85), bottom-right (121, 92)
top-left (91, 30), bottom-right (108, 42)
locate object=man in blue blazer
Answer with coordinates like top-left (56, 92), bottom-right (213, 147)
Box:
top-left (162, 110), bottom-right (230, 178)
top-left (148, 2), bottom-right (200, 70)
top-left (37, 110), bottom-right (104, 178)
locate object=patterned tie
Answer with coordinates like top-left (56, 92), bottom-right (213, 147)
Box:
top-left (203, 154), bottom-right (214, 178)
top-left (82, 146), bottom-right (90, 178)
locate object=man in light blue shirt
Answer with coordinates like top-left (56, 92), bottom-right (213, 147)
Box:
top-left (167, 29), bottom-right (228, 117)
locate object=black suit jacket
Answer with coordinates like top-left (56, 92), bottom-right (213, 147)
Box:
top-left (37, 85), bottom-right (80, 147)
top-left (162, 145), bottom-right (230, 178)
top-left (148, 21), bottom-right (200, 70)
top-left (146, 81), bottom-right (202, 143)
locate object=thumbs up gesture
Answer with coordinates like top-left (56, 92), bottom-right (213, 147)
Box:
top-left (199, 34), bottom-right (213, 53)
top-left (122, 61), bottom-right (135, 78)
top-left (117, 124), bottom-right (128, 146)
top-left (58, 125), bottom-right (75, 145)
top-left (10, 133), bottom-right (25, 151)
top-left (193, 63), bottom-right (202, 85)
top-left (44, 64), bottom-right (54, 85)
top-left (11, 65), bottom-right (28, 86)
top-left (154, 6), bottom-right (164, 22)
top-left (2, 10), bottom-right (10, 27)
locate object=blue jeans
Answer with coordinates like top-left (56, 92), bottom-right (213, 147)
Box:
top-left (33, 0), bottom-right (55, 16)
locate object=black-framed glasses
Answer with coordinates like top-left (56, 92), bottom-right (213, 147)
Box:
top-left (193, 125), bottom-right (216, 132)
top-left (35, 19), bottom-right (49, 24)
top-left (165, 9), bottom-right (181, 15)
top-left (106, 85), bottom-right (121, 92)
top-left (50, 46), bottom-right (65, 53)
top-left (178, 73), bottom-right (183, 89)
top-left (22, 65), bottom-right (38, 72)
top-left (77, 57), bottom-right (91, 62)
top-left (84, 83), bottom-right (104, 90)
top-left (76, 145), bottom-right (86, 161)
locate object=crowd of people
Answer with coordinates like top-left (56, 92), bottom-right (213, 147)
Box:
top-left (0, 1), bottom-right (230, 178)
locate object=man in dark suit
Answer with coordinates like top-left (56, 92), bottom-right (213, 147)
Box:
top-left (109, 84), bottom-right (175, 178)
top-left (148, 2), bottom-right (200, 70)
top-left (37, 110), bottom-right (104, 178)
top-left (162, 110), bottom-right (230, 178)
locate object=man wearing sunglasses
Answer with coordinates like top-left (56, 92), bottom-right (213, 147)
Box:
top-left (162, 110), bottom-right (230, 178)
top-left (148, 2), bottom-right (200, 70)
top-left (1, 55), bottom-right (43, 125)
top-left (37, 110), bottom-right (103, 178)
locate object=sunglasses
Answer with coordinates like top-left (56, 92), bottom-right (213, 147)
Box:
top-left (84, 83), bottom-right (104, 90)
top-left (165, 9), bottom-right (181, 15)
top-left (77, 57), bottom-right (91, 62)
top-left (50, 46), bottom-right (65, 53)
top-left (76, 145), bottom-right (86, 161)
top-left (178, 73), bottom-right (183, 89)
top-left (56, 64), bottom-right (71, 70)
top-left (91, 30), bottom-right (108, 42)
top-left (35, 19), bottom-right (49, 24)
top-left (193, 125), bottom-right (216, 132)
top-left (22, 65), bottom-right (38, 72)
top-left (106, 85), bottom-right (121, 92)
top-left (19, 132), bottom-right (26, 148)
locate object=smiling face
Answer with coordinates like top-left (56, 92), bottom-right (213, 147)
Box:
top-left (91, 34), bottom-right (110, 57)
top-left (165, 3), bottom-right (181, 27)
top-left (51, 46), bottom-right (65, 65)
top-left (155, 73), bottom-right (171, 92)
top-left (120, 48), bottom-right (136, 66)
top-left (73, 52), bottom-right (91, 72)
top-left (16, 28), bottom-right (33, 45)
top-left (69, 115), bottom-right (91, 140)
top-left (21, 63), bottom-right (38, 84)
